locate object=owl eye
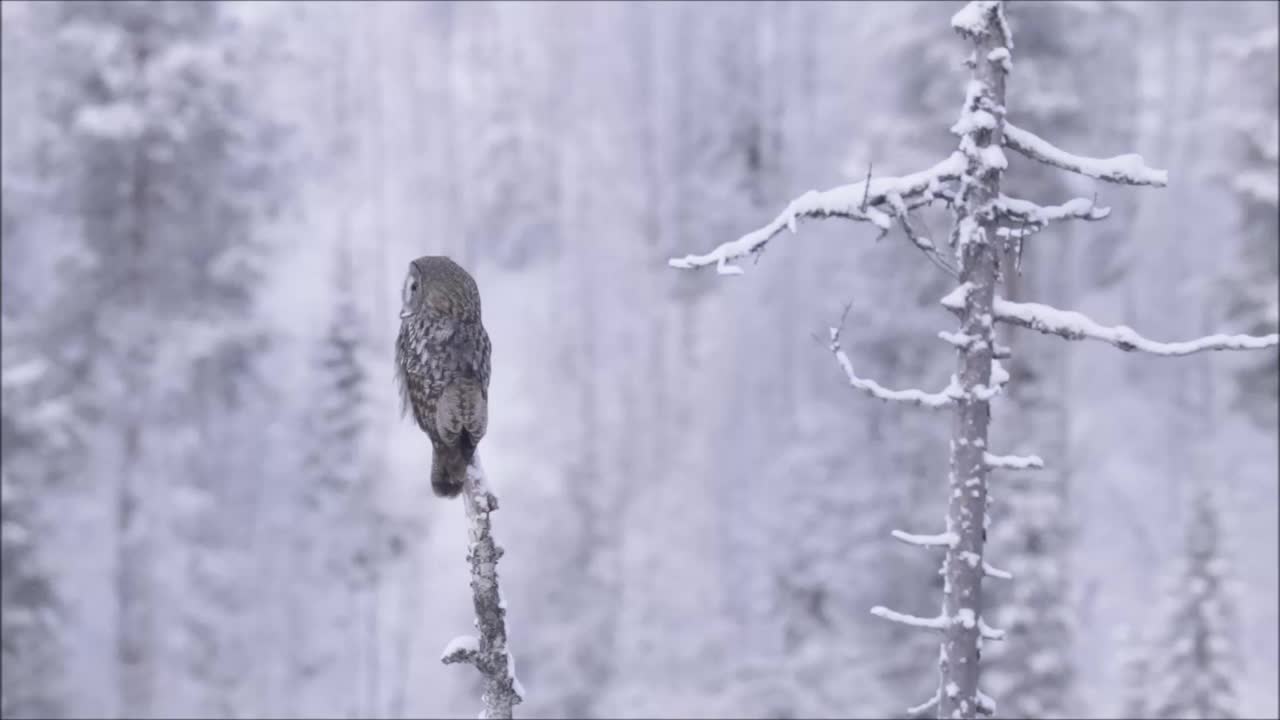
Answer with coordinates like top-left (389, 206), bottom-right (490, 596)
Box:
top-left (410, 281), bottom-right (418, 293)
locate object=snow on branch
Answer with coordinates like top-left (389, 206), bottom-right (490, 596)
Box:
top-left (907, 692), bottom-right (941, 717)
top-left (996, 194), bottom-right (1110, 224)
top-left (872, 606), bottom-right (1004, 640)
top-left (978, 616), bottom-right (1005, 641)
top-left (891, 529), bottom-right (960, 548)
top-left (441, 635), bottom-right (480, 664)
top-left (829, 326), bottom-right (959, 408)
top-left (870, 606), bottom-right (950, 631)
top-left (1003, 122), bottom-right (1168, 186)
top-left (668, 153), bottom-right (965, 275)
top-left (940, 293), bottom-right (1280, 355)
top-left (441, 459), bottom-right (524, 719)
top-left (982, 451), bottom-right (1044, 470)
top-left (982, 560), bottom-right (1012, 580)
top-left (976, 689), bottom-right (997, 716)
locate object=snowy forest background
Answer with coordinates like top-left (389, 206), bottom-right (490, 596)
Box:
top-left (1, 1), bottom-right (1277, 718)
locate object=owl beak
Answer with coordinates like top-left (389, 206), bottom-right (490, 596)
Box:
top-left (399, 309), bottom-right (414, 319)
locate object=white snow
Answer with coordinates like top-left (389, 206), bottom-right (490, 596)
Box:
top-left (870, 606), bottom-right (949, 630)
top-left (950, 1), bottom-right (999, 37)
top-left (996, 194), bottom-right (1111, 225)
top-left (983, 452), bottom-right (1045, 470)
top-left (982, 560), bottom-right (1013, 580)
top-left (440, 634), bottom-right (479, 662)
top-left (987, 47), bottom-right (1012, 72)
top-left (829, 328), bottom-right (960, 408)
top-left (967, 295), bottom-right (1280, 355)
top-left (908, 692), bottom-right (941, 715)
top-left (954, 608), bottom-right (977, 629)
top-left (891, 529), bottom-right (960, 548)
top-left (1003, 121), bottom-right (1169, 186)
top-left (976, 689), bottom-right (997, 714)
top-left (978, 616), bottom-right (1005, 640)
top-left (668, 152), bottom-right (966, 274)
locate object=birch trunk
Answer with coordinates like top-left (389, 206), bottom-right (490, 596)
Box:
top-left (940, 3), bottom-right (1009, 718)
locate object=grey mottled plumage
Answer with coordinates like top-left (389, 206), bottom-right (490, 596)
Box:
top-left (395, 256), bottom-right (491, 498)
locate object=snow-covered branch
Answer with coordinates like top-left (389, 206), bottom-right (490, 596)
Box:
top-left (829, 326), bottom-right (960, 408)
top-left (668, 153), bottom-right (965, 275)
top-left (976, 689), bottom-right (997, 716)
top-left (441, 459), bottom-right (524, 719)
top-left (871, 606), bottom-right (1004, 641)
top-left (978, 616), bottom-right (1005, 641)
top-left (996, 194), bottom-right (1110, 224)
top-left (982, 560), bottom-right (1012, 580)
top-left (1003, 122), bottom-right (1168, 186)
top-left (907, 692), bottom-right (941, 717)
top-left (941, 292), bottom-right (1280, 355)
top-left (892, 529), bottom-right (960, 548)
top-left (870, 606), bottom-right (950, 631)
top-left (983, 452), bottom-right (1044, 470)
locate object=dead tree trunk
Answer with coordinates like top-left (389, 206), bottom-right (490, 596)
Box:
top-left (667, 2), bottom-right (1276, 718)
top-left (440, 458), bottom-right (524, 719)
top-left (938, 3), bottom-right (1008, 716)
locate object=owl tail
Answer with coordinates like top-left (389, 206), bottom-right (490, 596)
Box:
top-left (431, 444), bottom-right (469, 498)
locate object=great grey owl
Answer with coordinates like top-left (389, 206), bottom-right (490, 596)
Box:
top-left (395, 256), bottom-right (491, 498)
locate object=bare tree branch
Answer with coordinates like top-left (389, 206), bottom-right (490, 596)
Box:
top-left (828, 326), bottom-right (960, 408)
top-left (668, 153), bottom-right (965, 275)
top-left (441, 459), bottom-right (524, 719)
top-left (1003, 122), bottom-right (1169, 186)
top-left (942, 291), bottom-right (1280, 355)
top-left (892, 529), bottom-right (961, 548)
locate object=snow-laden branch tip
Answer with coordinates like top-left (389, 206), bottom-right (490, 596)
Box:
top-left (907, 692), bottom-right (941, 717)
top-left (983, 451), bottom-right (1044, 470)
top-left (870, 606), bottom-right (949, 631)
top-left (668, 153), bottom-right (965, 275)
top-left (441, 635), bottom-right (480, 664)
top-left (995, 194), bottom-right (1111, 234)
top-left (976, 689), bottom-right (997, 716)
top-left (941, 292), bottom-right (1280, 355)
top-left (951, 1), bottom-right (1011, 48)
top-left (1003, 122), bottom-right (1168, 186)
top-left (444, 459), bottom-right (523, 719)
top-left (891, 529), bottom-right (960, 548)
top-left (978, 616), bottom-right (1005, 641)
top-left (829, 326), bottom-right (960, 408)
top-left (982, 560), bottom-right (1013, 580)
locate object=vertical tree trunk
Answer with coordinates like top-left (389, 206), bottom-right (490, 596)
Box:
top-left (940, 4), bottom-right (1009, 718)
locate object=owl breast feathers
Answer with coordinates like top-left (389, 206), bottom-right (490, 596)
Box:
top-left (395, 256), bottom-right (491, 498)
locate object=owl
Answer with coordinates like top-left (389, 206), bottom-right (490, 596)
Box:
top-left (395, 256), bottom-right (491, 498)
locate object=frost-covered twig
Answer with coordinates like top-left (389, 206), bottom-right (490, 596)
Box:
top-left (976, 689), bottom-right (997, 716)
top-left (982, 452), bottom-right (1044, 470)
top-left (441, 459), bottom-right (524, 719)
top-left (829, 326), bottom-right (959, 408)
top-left (941, 293), bottom-right (1280, 355)
top-left (892, 529), bottom-right (960, 548)
top-left (977, 616), bottom-right (1005, 641)
top-left (907, 692), bottom-right (942, 717)
top-left (886, 191), bottom-right (960, 277)
top-left (668, 153), bottom-right (965, 275)
top-left (1003, 122), bottom-right (1169, 186)
top-left (982, 560), bottom-right (1012, 580)
top-left (996, 194), bottom-right (1110, 224)
top-left (870, 606), bottom-right (950, 631)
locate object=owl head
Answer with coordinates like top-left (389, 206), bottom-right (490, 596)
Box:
top-left (400, 256), bottom-right (482, 320)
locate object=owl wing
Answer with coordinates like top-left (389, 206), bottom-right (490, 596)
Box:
top-left (394, 332), bottom-right (411, 419)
